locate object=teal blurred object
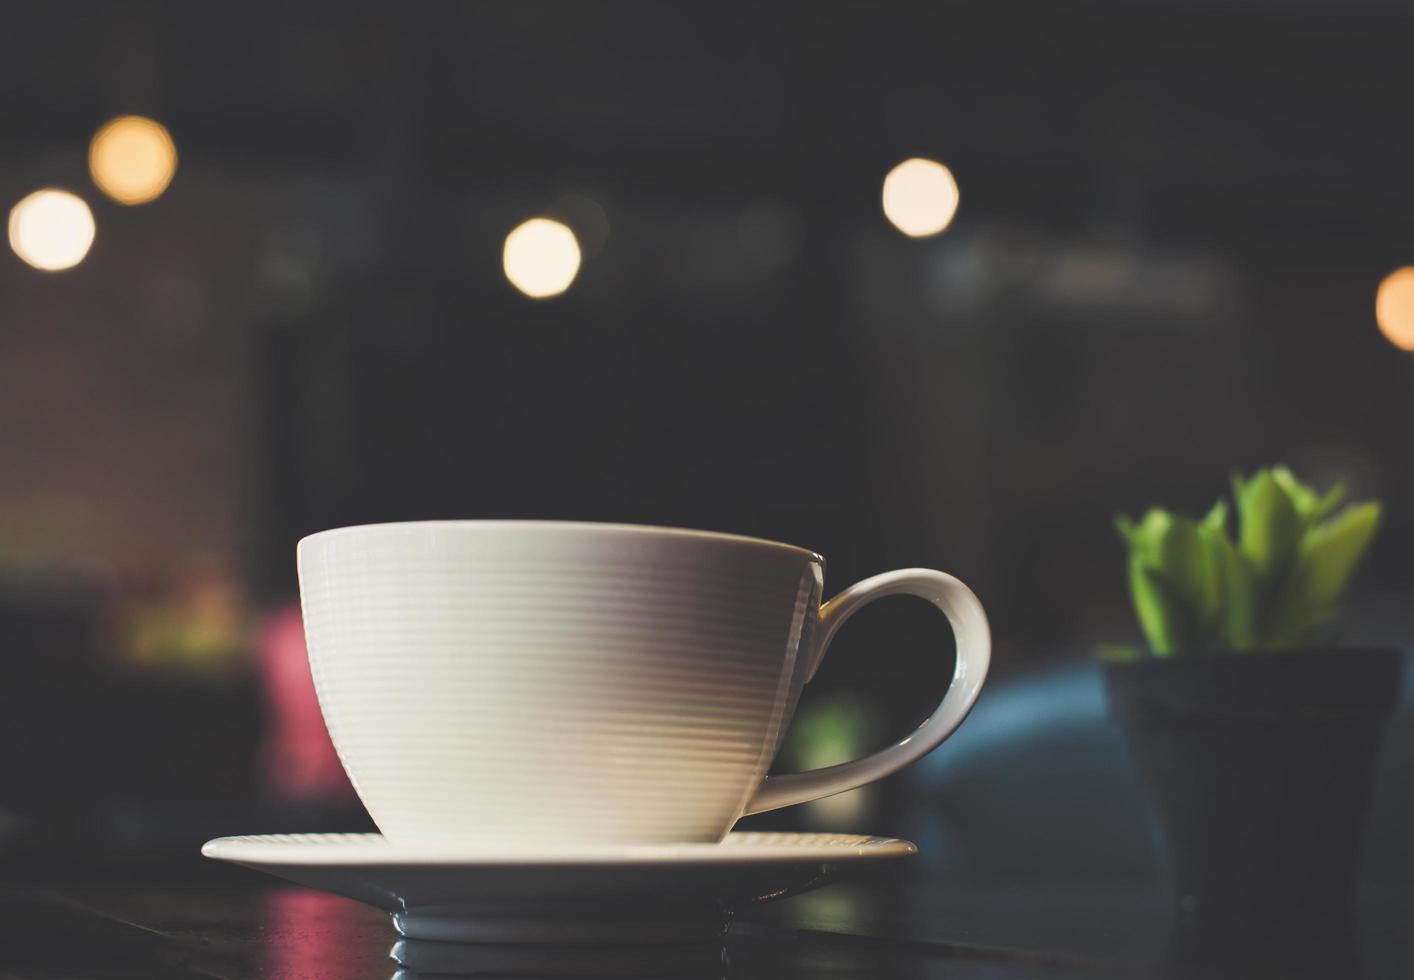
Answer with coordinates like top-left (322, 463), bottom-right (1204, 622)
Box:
top-left (904, 658), bottom-right (1414, 888)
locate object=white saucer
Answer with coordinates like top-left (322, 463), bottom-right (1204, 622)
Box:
top-left (202, 831), bottom-right (915, 943)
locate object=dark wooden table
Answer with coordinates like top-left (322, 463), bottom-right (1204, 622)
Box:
top-left (1, 863), bottom-right (1408, 979)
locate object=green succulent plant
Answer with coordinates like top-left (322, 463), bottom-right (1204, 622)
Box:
top-left (1113, 467), bottom-right (1381, 656)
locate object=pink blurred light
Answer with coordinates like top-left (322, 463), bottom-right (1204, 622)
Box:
top-left (263, 888), bottom-right (374, 978)
top-left (258, 604), bottom-right (353, 801)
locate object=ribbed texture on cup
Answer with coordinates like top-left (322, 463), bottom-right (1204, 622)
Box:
top-left (299, 523), bottom-right (822, 845)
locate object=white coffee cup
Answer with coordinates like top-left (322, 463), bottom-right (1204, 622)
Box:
top-left (298, 521), bottom-right (990, 845)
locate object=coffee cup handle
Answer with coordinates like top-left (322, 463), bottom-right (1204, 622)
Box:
top-left (743, 568), bottom-right (991, 816)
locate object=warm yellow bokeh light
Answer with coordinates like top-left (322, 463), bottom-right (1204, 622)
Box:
top-left (882, 157), bottom-right (960, 238)
top-left (89, 115), bottom-right (178, 205)
top-left (8, 189), bottom-right (96, 271)
top-left (503, 218), bottom-right (581, 298)
top-left (1376, 267), bottom-right (1414, 351)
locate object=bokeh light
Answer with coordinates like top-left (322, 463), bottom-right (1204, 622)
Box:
top-left (503, 218), bottom-right (581, 298)
top-left (882, 157), bottom-right (960, 238)
top-left (8, 189), bottom-right (96, 271)
top-left (89, 115), bottom-right (178, 205)
top-left (1376, 267), bottom-right (1414, 351)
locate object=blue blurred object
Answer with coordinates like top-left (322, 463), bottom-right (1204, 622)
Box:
top-left (903, 657), bottom-right (1414, 889)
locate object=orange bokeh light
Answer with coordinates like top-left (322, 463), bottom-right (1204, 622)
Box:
top-left (1376, 267), bottom-right (1414, 351)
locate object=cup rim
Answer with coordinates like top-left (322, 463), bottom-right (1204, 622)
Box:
top-left (298, 520), bottom-right (824, 562)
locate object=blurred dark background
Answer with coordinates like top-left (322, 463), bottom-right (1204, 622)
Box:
top-left (1, 0), bottom-right (1412, 867)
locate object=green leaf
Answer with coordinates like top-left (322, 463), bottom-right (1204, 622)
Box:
top-left (1115, 514), bottom-right (1138, 543)
top-left (1272, 466), bottom-right (1345, 525)
top-left (1271, 466), bottom-right (1316, 515)
top-left (1262, 501), bottom-right (1380, 649)
top-left (1193, 500), bottom-right (1229, 628)
top-left (1119, 469), bottom-right (1380, 657)
top-left (1118, 507), bottom-right (1221, 654)
top-left (1310, 484), bottom-right (1348, 525)
top-left (1200, 516), bottom-right (1257, 650)
top-left (1128, 558), bottom-right (1196, 655)
top-left (1200, 499), bottom-right (1228, 535)
top-left (1293, 502), bottom-right (1381, 608)
top-left (1118, 508), bottom-right (1174, 561)
top-left (1231, 471), bottom-right (1247, 511)
top-left (1233, 469), bottom-right (1302, 587)
top-left (1151, 511), bottom-right (1207, 602)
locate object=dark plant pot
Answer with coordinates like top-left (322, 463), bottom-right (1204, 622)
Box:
top-left (1103, 648), bottom-right (1403, 972)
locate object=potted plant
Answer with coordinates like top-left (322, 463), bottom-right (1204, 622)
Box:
top-left (1104, 467), bottom-right (1402, 969)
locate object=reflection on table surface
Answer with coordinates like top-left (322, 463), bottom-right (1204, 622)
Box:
top-left (2, 871), bottom-right (1410, 980)
top-left (0, 884), bottom-right (1118, 980)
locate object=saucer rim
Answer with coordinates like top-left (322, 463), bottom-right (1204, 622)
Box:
top-left (201, 831), bottom-right (917, 868)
